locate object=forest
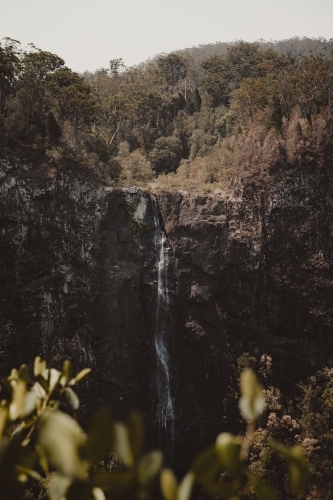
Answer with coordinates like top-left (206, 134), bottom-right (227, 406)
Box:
top-left (1, 36), bottom-right (333, 500)
top-left (1, 36), bottom-right (333, 189)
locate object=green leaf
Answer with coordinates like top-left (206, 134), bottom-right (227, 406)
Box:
top-left (269, 439), bottom-right (289, 456)
top-left (63, 387), bottom-right (80, 410)
top-left (113, 422), bottom-right (134, 467)
top-left (251, 475), bottom-right (280, 500)
top-left (137, 451), bottom-right (163, 488)
top-left (216, 433), bottom-right (242, 478)
top-left (85, 408), bottom-right (114, 464)
top-left (9, 379), bottom-right (26, 420)
top-left (17, 466), bottom-right (43, 482)
top-left (49, 474), bottom-right (72, 500)
top-left (62, 360), bottom-right (73, 383)
top-left (287, 446), bottom-right (308, 494)
top-left (269, 441), bottom-right (308, 494)
top-left (8, 368), bottom-right (19, 382)
top-left (39, 410), bottom-right (86, 479)
top-left (128, 412), bottom-right (144, 461)
top-left (191, 446), bottom-right (221, 484)
top-left (92, 487), bottom-right (105, 500)
top-left (239, 369), bottom-right (265, 423)
top-left (72, 368), bottom-right (91, 384)
top-left (160, 469), bottom-right (178, 500)
top-left (44, 368), bottom-right (62, 393)
top-left (34, 357), bottom-right (47, 377)
top-left (36, 444), bottom-right (49, 473)
top-left (23, 390), bottom-right (38, 417)
top-left (0, 406), bottom-right (8, 437)
top-left (35, 374), bottom-right (49, 394)
top-left (177, 472), bottom-right (194, 500)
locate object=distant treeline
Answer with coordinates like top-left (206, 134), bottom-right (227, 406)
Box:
top-left (1, 36), bottom-right (333, 187)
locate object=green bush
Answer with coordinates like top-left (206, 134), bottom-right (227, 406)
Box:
top-left (0, 359), bottom-right (308, 500)
top-left (149, 137), bottom-right (183, 175)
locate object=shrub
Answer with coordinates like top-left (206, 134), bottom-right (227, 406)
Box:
top-left (149, 136), bottom-right (183, 175)
top-left (0, 358), bottom-right (308, 500)
top-left (118, 150), bottom-right (154, 185)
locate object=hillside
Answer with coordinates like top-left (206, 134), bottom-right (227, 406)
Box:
top-left (1, 35), bottom-right (333, 499)
top-left (1, 35), bottom-right (333, 194)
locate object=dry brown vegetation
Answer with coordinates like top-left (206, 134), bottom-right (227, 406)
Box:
top-left (1, 37), bottom-right (333, 191)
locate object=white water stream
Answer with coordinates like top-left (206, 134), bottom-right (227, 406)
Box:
top-left (151, 196), bottom-right (174, 453)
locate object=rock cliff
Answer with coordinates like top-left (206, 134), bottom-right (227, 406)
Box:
top-left (0, 152), bottom-right (333, 473)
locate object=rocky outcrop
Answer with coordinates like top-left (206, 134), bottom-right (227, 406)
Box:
top-left (0, 157), bottom-right (160, 421)
top-left (0, 153), bottom-right (333, 474)
top-left (158, 168), bottom-right (333, 467)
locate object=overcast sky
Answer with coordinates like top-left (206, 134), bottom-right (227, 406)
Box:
top-left (2, 0), bottom-right (333, 73)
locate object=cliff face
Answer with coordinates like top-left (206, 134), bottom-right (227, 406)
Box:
top-left (0, 153), bottom-right (333, 472)
top-left (157, 167), bottom-right (333, 466)
top-left (0, 156), bottom-right (161, 422)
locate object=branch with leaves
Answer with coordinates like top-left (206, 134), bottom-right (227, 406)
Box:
top-left (0, 360), bottom-right (308, 500)
top-left (160, 369), bottom-right (308, 500)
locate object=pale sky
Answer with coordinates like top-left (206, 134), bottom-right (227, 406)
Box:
top-left (1, 0), bottom-right (333, 73)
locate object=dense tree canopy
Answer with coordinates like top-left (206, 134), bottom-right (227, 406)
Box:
top-left (48, 68), bottom-right (96, 133)
top-left (1, 36), bottom-right (333, 187)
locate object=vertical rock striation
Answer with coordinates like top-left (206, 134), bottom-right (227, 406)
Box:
top-left (0, 153), bottom-right (333, 473)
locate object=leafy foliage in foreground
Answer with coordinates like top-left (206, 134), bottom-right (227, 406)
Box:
top-left (0, 358), bottom-right (308, 500)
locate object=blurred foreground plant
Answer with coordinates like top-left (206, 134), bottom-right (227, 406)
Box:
top-left (0, 358), bottom-right (162, 500)
top-left (0, 359), bottom-right (308, 500)
top-left (160, 369), bottom-right (308, 500)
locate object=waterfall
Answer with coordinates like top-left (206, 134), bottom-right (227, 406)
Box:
top-left (151, 195), bottom-right (174, 458)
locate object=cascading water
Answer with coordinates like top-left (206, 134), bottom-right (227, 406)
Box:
top-left (151, 195), bottom-right (174, 461)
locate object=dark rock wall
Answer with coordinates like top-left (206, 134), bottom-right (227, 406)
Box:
top-left (0, 158), bottom-right (160, 423)
top-left (158, 167), bottom-right (333, 468)
top-left (0, 155), bottom-right (333, 473)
